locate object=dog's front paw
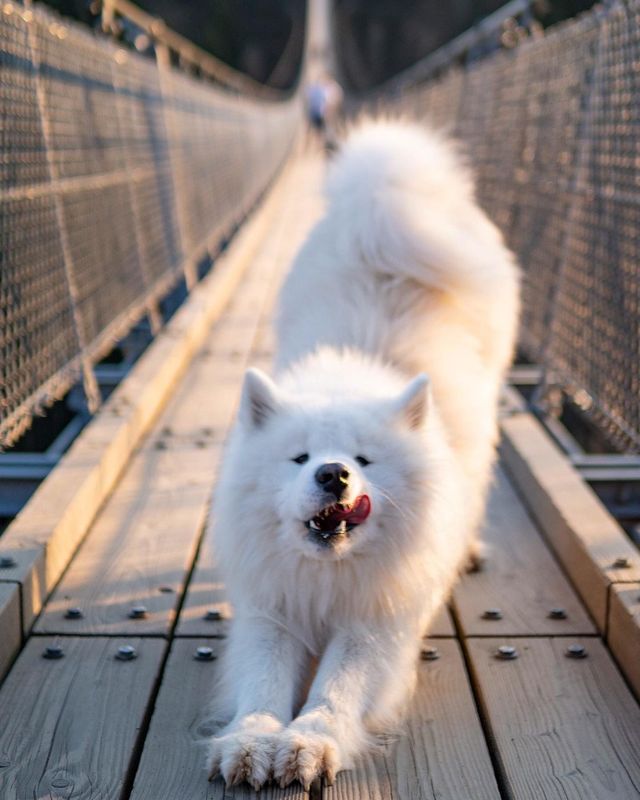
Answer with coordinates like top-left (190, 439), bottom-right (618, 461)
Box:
top-left (208, 715), bottom-right (282, 790)
top-left (273, 728), bottom-right (341, 789)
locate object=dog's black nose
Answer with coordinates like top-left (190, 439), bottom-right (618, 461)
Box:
top-left (315, 462), bottom-right (350, 498)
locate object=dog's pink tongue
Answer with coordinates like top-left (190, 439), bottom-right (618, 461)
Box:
top-left (335, 494), bottom-right (371, 525)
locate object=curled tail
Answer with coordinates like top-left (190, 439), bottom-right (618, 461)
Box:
top-left (326, 118), bottom-right (517, 296)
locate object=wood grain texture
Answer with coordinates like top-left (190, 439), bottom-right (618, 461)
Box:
top-left (0, 636), bottom-right (165, 800)
top-left (33, 444), bottom-right (214, 635)
top-left (130, 638), bottom-right (308, 799)
top-left (467, 636), bottom-right (640, 799)
top-left (0, 582), bottom-right (21, 680)
top-left (453, 467), bottom-right (596, 635)
top-left (607, 583), bottom-right (640, 699)
top-left (500, 413), bottom-right (640, 630)
top-left (325, 639), bottom-right (500, 800)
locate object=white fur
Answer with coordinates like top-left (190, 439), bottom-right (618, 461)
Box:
top-left (207, 119), bottom-right (520, 789)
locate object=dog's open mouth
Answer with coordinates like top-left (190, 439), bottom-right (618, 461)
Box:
top-left (305, 494), bottom-right (371, 539)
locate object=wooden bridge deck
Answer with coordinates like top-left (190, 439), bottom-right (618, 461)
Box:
top-left (0, 151), bottom-right (639, 800)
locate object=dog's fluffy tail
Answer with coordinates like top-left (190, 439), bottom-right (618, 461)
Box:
top-left (326, 118), bottom-right (516, 295)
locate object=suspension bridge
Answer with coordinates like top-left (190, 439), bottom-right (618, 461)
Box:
top-left (0, 0), bottom-right (639, 797)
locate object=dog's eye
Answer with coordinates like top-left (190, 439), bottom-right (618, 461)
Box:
top-left (355, 455), bottom-right (371, 467)
top-left (292, 453), bottom-right (309, 464)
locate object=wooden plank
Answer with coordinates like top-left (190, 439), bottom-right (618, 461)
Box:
top-left (0, 582), bottom-right (21, 681)
top-left (428, 606), bottom-right (455, 636)
top-left (326, 639), bottom-right (500, 800)
top-left (500, 413), bottom-right (640, 630)
top-left (33, 269), bottom-right (276, 635)
top-left (453, 467), bottom-right (596, 635)
top-left (130, 638), bottom-right (308, 799)
top-left (33, 444), bottom-right (214, 636)
top-left (175, 529), bottom-right (231, 638)
top-left (608, 583), bottom-right (640, 699)
top-left (0, 636), bottom-right (165, 800)
top-left (467, 636), bottom-right (640, 800)
top-left (0, 156), bottom-right (299, 635)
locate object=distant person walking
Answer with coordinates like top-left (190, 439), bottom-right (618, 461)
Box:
top-left (305, 75), bottom-right (343, 148)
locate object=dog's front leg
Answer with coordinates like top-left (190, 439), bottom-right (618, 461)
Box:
top-left (274, 625), bottom-right (414, 788)
top-left (208, 615), bottom-right (307, 789)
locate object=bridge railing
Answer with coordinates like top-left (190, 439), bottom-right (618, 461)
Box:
top-left (0, 1), bottom-right (301, 448)
top-left (375, 0), bottom-right (639, 453)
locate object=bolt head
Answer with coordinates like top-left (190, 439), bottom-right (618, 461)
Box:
top-left (65, 607), bottom-right (83, 620)
top-left (154, 440), bottom-right (168, 450)
top-left (115, 645), bottom-right (137, 661)
top-left (549, 607), bottom-right (567, 620)
top-left (128, 606), bottom-right (148, 619)
top-left (43, 644), bottom-right (64, 659)
top-left (204, 609), bottom-right (222, 622)
top-left (194, 646), bottom-right (215, 661)
top-left (566, 643), bottom-right (587, 659)
top-left (496, 645), bottom-right (518, 660)
top-left (482, 608), bottom-right (503, 620)
top-left (158, 585), bottom-right (174, 594)
top-left (420, 647), bottom-right (440, 661)
top-left (613, 557), bottom-right (630, 569)
top-left (0, 556), bottom-right (17, 569)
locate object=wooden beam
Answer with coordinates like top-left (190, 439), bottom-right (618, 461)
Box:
top-left (607, 583), bottom-right (640, 700)
top-left (0, 582), bottom-right (21, 681)
top-left (500, 413), bottom-right (640, 630)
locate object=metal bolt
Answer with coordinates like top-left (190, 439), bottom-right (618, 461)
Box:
top-left (549, 607), bottom-right (567, 620)
top-left (195, 440), bottom-right (207, 448)
top-left (115, 645), bottom-right (137, 661)
top-left (65, 607), bottom-right (83, 620)
top-left (158, 585), bottom-right (174, 593)
top-left (204, 609), bottom-right (223, 621)
top-left (128, 606), bottom-right (148, 620)
top-left (495, 645), bottom-right (518, 660)
top-left (566, 643), bottom-right (587, 659)
top-left (0, 556), bottom-right (17, 569)
top-left (154, 440), bottom-right (168, 450)
top-left (161, 426), bottom-right (173, 436)
top-left (612, 557), bottom-right (630, 569)
top-left (194, 646), bottom-right (215, 661)
top-left (482, 608), bottom-right (503, 620)
top-left (43, 644), bottom-right (64, 660)
top-left (420, 647), bottom-right (440, 661)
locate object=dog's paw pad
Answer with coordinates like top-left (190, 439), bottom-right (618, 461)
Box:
top-left (274, 731), bottom-right (340, 789)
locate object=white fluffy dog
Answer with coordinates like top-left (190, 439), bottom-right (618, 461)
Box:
top-left (207, 120), bottom-right (520, 789)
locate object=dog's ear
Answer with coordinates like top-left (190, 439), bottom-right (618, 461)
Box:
top-left (239, 368), bottom-right (282, 429)
top-left (394, 373), bottom-right (430, 429)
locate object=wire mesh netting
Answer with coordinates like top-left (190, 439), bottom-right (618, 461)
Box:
top-left (0, 3), bottom-right (300, 447)
top-left (391, 0), bottom-right (640, 452)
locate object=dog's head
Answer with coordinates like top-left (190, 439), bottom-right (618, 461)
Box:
top-left (234, 364), bottom-right (430, 561)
